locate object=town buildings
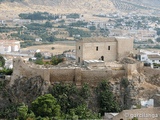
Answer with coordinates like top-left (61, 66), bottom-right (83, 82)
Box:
top-left (76, 37), bottom-right (133, 65)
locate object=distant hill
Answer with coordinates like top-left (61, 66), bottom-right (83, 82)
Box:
top-left (0, 0), bottom-right (116, 19)
top-left (0, 0), bottom-right (160, 20)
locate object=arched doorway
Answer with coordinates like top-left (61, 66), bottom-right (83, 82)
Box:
top-left (101, 56), bottom-right (104, 61)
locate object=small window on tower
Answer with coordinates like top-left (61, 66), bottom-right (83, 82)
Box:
top-left (108, 46), bottom-right (110, 50)
top-left (96, 46), bottom-right (98, 51)
top-left (79, 46), bottom-right (80, 50)
top-left (78, 57), bottom-right (80, 63)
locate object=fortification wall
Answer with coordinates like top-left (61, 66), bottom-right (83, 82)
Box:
top-left (11, 58), bottom-right (144, 86)
top-left (125, 62), bottom-right (144, 79)
top-left (50, 68), bottom-right (75, 84)
top-left (112, 70), bottom-right (126, 79)
top-left (11, 58), bottom-right (51, 85)
top-left (81, 69), bottom-right (112, 86)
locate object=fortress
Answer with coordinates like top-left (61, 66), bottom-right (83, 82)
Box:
top-left (10, 37), bottom-right (143, 86)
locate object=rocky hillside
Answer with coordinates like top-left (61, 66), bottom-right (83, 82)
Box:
top-left (0, 57), bottom-right (160, 118)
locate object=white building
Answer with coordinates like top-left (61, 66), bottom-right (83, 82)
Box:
top-left (0, 40), bottom-right (20, 53)
top-left (35, 38), bottom-right (42, 42)
top-left (141, 99), bottom-right (154, 108)
top-left (137, 50), bottom-right (160, 68)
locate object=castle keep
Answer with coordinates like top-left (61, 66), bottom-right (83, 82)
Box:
top-left (76, 37), bottom-right (133, 64)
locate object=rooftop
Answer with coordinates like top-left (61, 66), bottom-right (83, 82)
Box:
top-left (77, 37), bottom-right (131, 43)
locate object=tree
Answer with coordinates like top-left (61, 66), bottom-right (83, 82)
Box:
top-left (49, 83), bottom-right (91, 114)
top-left (89, 26), bottom-right (96, 31)
top-left (0, 55), bottom-right (5, 67)
top-left (69, 21), bottom-right (88, 27)
top-left (31, 94), bottom-right (61, 118)
top-left (17, 103), bottom-right (35, 120)
top-left (79, 83), bottom-right (90, 99)
top-left (46, 36), bottom-right (57, 42)
top-left (50, 83), bottom-right (79, 113)
top-left (96, 80), bottom-right (120, 115)
top-left (155, 28), bottom-right (160, 35)
top-left (156, 37), bottom-right (160, 42)
top-left (147, 39), bottom-right (154, 44)
top-left (66, 13), bottom-right (80, 19)
top-left (51, 47), bottom-right (55, 50)
top-left (66, 105), bottom-right (100, 119)
top-left (50, 56), bottom-right (64, 65)
top-left (34, 52), bottom-right (42, 59)
top-left (66, 28), bottom-right (91, 37)
top-left (0, 68), bottom-right (13, 75)
top-left (44, 21), bottom-right (52, 28)
top-left (35, 59), bottom-right (44, 65)
top-left (17, 103), bottom-right (29, 120)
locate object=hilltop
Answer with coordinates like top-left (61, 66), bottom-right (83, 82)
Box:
top-left (1, 0), bottom-right (160, 20)
top-left (0, 0), bottom-right (115, 20)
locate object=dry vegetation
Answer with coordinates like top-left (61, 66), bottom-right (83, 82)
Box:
top-left (0, 0), bottom-right (115, 20)
top-left (21, 43), bottom-right (75, 55)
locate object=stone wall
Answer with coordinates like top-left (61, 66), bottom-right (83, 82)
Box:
top-left (117, 37), bottom-right (133, 60)
top-left (81, 69), bottom-right (112, 86)
top-left (125, 62), bottom-right (144, 79)
top-left (11, 58), bottom-right (50, 85)
top-left (11, 58), bottom-right (115, 86)
top-left (11, 58), bottom-right (143, 86)
top-left (50, 68), bottom-right (76, 84)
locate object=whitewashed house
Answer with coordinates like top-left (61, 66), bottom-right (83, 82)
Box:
top-left (137, 50), bottom-right (160, 68)
top-left (35, 38), bottom-right (42, 42)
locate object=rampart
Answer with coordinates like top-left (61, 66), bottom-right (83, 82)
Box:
top-left (11, 58), bottom-right (144, 86)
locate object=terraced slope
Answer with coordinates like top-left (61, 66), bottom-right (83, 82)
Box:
top-left (111, 0), bottom-right (160, 12)
top-left (128, 0), bottom-right (160, 8)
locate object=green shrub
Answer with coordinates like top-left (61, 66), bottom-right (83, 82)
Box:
top-left (0, 55), bottom-right (5, 67)
top-left (50, 56), bottom-right (64, 65)
top-left (0, 68), bottom-right (13, 75)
